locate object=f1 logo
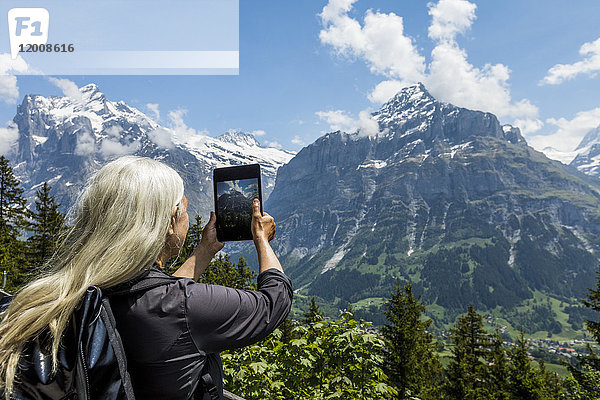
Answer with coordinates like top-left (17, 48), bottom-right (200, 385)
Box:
top-left (8, 8), bottom-right (49, 59)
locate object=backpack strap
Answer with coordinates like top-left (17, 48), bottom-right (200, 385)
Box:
top-left (201, 372), bottom-right (220, 400)
top-left (100, 296), bottom-right (136, 400)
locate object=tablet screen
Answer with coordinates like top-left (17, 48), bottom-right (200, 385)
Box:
top-left (215, 177), bottom-right (259, 241)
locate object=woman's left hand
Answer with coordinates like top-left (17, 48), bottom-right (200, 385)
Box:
top-left (198, 211), bottom-right (225, 256)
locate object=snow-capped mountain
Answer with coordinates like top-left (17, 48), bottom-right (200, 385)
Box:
top-left (570, 124), bottom-right (600, 176)
top-left (8, 83), bottom-right (295, 218)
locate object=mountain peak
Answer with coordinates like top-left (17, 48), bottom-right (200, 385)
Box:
top-left (385, 83), bottom-right (436, 109)
top-left (576, 124), bottom-right (600, 151)
top-left (373, 83), bottom-right (438, 131)
top-left (80, 83), bottom-right (100, 93)
top-left (217, 130), bottom-right (261, 147)
top-left (79, 83), bottom-right (106, 103)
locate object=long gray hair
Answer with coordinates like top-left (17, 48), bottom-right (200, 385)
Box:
top-left (0, 156), bottom-right (184, 398)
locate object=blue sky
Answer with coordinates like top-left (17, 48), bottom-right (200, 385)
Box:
top-left (1, 0), bottom-right (599, 161)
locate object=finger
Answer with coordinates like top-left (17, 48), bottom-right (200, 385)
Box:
top-left (208, 211), bottom-right (217, 225)
top-left (252, 198), bottom-right (261, 218)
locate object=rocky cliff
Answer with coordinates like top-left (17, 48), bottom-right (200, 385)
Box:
top-left (267, 84), bottom-right (600, 320)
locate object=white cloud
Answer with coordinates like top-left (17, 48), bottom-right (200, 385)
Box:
top-left (357, 110), bottom-right (380, 136)
top-left (105, 126), bottom-right (122, 139)
top-left (513, 118), bottom-right (543, 134)
top-left (264, 140), bottom-right (282, 149)
top-left (368, 80), bottom-right (407, 103)
top-left (146, 103), bottom-right (160, 121)
top-left (426, 43), bottom-right (538, 119)
top-left (319, 0), bottom-right (425, 82)
top-left (316, 109), bottom-right (381, 136)
top-left (100, 139), bottom-right (140, 159)
top-left (291, 135), bottom-right (305, 146)
top-left (541, 37), bottom-right (600, 85)
top-left (148, 127), bottom-right (175, 149)
top-left (527, 108), bottom-right (600, 154)
top-left (424, 0), bottom-right (537, 120)
top-left (74, 128), bottom-right (95, 156)
top-left (167, 109), bottom-right (206, 143)
top-left (428, 0), bottom-right (477, 42)
top-left (319, 0), bottom-right (539, 122)
top-left (0, 122), bottom-right (19, 156)
top-left (98, 125), bottom-right (140, 158)
top-left (0, 53), bottom-right (29, 104)
top-left (250, 129), bottom-right (266, 137)
top-left (316, 110), bottom-right (356, 132)
top-left (48, 77), bottom-right (83, 103)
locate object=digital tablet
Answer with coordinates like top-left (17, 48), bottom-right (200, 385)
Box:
top-left (213, 164), bottom-right (263, 242)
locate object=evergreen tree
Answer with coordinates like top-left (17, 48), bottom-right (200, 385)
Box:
top-left (179, 214), bottom-right (204, 262)
top-left (302, 297), bottom-right (323, 324)
top-left (487, 331), bottom-right (511, 400)
top-left (564, 265), bottom-right (600, 397)
top-left (537, 359), bottom-right (563, 398)
top-left (0, 156), bottom-right (28, 234)
top-left (27, 182), bottom-right (66, 275)
top-left (380, 283), bottom-right (443, 399)
top-left (583, 265), bottom-right (600, 348)
top-left (0, 156), bottom-right (30, 290)
top-left (199, 253), bottom-right (256, 290)
top-left (234, 256), bottom-right (257, 290)
top-left (445, 305), bottom-right (492, 400)
top-left (279, 317), bottom-right (296, 344)
top-left (507, 331), bottom-right (546, 399)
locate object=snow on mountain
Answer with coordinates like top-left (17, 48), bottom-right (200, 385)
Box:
top-left (9, 84), bottom-right (295, 217)
top-left (373, 83), bottom-right (438, 131)
top-left (173, 129), bottom-right (295, 193)
top-left (540, 147), bottom-right (580, 165)
top-left (570, 125), bottom-right (600, 176)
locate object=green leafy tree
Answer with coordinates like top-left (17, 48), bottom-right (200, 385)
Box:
top-left (222, 308), bottom-right (397, 399)
top-left (445, 305), bottom-right (493, 400)
top-left (0, 155), bottom-right (30, 290)
top-left (380, 283), bottom-right (443, 399)
top-left (26, 182), bottom-right (66, 275)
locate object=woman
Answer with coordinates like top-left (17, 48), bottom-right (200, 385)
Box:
top-left (0, 156), bottom-right (293, 399)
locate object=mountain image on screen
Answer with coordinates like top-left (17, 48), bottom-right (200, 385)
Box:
top-left (217, 179), bottom-right (259, 240)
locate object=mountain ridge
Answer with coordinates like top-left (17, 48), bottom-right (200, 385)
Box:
top-left (8, 84), bottom-right (295, 218)
top-left (266, 84), bottom-right (600, 327)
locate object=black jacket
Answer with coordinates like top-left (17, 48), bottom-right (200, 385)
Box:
top-left (109, 266), bottom-right (293, 399)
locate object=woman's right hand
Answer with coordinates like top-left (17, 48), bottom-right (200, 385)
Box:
top-left (251, 199), bottom-right (283, 274)
top-left (251, 199), bottom-right (275, 244)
